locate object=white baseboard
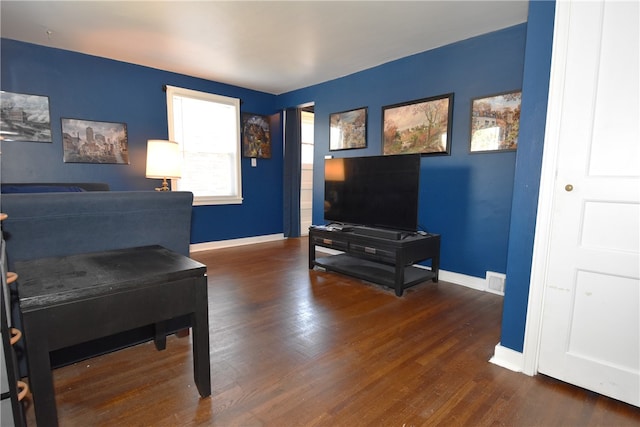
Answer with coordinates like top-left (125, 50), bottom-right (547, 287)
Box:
top-left (489, 343), bottom-right (526, 373)
top-left (190, 233), bottom-right (285, 252)
top-left (438, 269), bottom-right (486, 291)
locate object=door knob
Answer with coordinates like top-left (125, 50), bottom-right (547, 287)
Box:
top-left (565, 184), bottom-right (574, 192)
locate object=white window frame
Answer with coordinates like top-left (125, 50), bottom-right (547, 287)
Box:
top-left (166, 85), bottom-right (242, 206)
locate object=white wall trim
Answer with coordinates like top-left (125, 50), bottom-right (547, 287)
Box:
top-left (490, 343), bottom-right (527, 373)
top-left (438, 269), bottom-right (486, 292)
top-left (190, 233), bottom-right (285, 252)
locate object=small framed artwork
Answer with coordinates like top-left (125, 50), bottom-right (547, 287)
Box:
top-left (470, 90), bottom-right (521, 153)
top-left (382, 93), bottom-right (453, 155)
top-left (0, 91), bottom-right (52, 142)
top-left (329, 107), bottom-right (367, 151)
top-left (61, 118), bottom-right (129, 164)
top-left (242, 113), bottom-right (271, 158)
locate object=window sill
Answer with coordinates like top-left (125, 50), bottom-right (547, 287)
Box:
top-left (192, 195), bottom-right (243, 206)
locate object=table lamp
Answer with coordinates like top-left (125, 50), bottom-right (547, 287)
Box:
top-left (145, 139), bottom-right (182, 191)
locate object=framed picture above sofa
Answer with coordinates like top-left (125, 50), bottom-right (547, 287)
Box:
top-left (61, 118), bottom-right (129, 164)
top-left (0, 91), bottom-right (52, 143)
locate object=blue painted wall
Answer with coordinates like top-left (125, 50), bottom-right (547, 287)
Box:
top-left (0, 39), bottom-right (282, 243)
top-left (1, 2), bottom-right (556, 353)
top-left (277, 24), bottom-right (527, 278)
top-left (501, 0), bottom-right (555, 352)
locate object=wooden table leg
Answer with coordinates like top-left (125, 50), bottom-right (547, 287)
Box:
top-left (394, 254), bottom-right (405, 297)
top-left (192, 277), bottom-right (211, 398)
top-left (432, 255), bottom-right (440, 282)
top-left (153, 321), bottom-right (168, 351)
top-left (308, 240), bottom-right (316, 269)
top-left (24, 316), bottom-right (59, 427)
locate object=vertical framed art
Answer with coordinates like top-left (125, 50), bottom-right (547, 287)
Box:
top-left (470, 90), bottom-right (521, 152)
top-left (329, 107), bottom-right (367, 151)
top-left (242, 113), bottom-right (271, 158)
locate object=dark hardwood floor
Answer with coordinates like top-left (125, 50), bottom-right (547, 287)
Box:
top-left (23, 238), bottom-right (640, 426)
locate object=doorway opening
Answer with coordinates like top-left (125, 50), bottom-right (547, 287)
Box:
top-left (300, 106), bottom-right (314, 235)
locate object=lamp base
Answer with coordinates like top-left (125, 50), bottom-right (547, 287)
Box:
top-left (155, 178), bottom-right (170, 191)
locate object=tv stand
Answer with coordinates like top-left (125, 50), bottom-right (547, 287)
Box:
top-left (309, 226), bottom-right (440, 296)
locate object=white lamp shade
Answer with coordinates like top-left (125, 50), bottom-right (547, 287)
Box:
top-left (145, 139), bottom-right (182, 179)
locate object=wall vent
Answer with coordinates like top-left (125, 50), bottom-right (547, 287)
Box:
top-left (485, 271), bottom-right (506, 295)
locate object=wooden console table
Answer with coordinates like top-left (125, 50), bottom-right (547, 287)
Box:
top-left (309, 226), bottom-right (440, 296)
top-left (14, 245), bottom-right (211, 427)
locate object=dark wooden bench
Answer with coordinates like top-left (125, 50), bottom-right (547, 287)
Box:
top-left (15, 245), bottom-right (211, 426)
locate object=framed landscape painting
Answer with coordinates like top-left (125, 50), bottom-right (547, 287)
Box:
top-left (61, 118), bottom-right (129, 164)
top-left (470, 90), bottom-right (521, 152)
top-left (0, 91), bottom-right (52, 142)
top-left (382, 93), bottom-right (453, 155)
top-left (329, 107), bottom-right (367, 151)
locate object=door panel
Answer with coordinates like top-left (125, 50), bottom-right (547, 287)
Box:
top-left (536, 0), bottom-right (639, 406)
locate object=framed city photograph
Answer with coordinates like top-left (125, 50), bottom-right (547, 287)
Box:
top-left (0, 91), bottom-right (52, 142)
top-left (242, 113), bottom-right (271, 158)
top-left (382, 93), bottom-right (453, 155)
top-left (470, 90), bottom-right (521, 152)
top-left (61, 118), bottom-right (129, 164)
top-left (329, 107), bottom-right (367, 151)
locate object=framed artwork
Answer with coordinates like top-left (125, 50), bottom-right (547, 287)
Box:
top-left (61, 118), bottom-right (129, 164)
top-left (470, 90), bottom-right (521, 152)
top-left (0, 91), bottom-right (52, 142)
top-left (382, 93), bottom-right (453, 155)
top-left (242, 113), bottom-right (271, 158)
top-left (329, 107), bottom-right (367, 151)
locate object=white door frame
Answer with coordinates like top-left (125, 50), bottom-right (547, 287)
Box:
top-left (521, 0), bottom-right (569, 376)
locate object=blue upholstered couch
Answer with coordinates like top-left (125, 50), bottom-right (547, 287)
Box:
top-left (1, 188), bottom-right (195, 370)
top-left (2, 190), bottom-right (193, 262)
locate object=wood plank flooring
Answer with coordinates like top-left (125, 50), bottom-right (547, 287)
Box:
top-left (23, 237), bottom-right (640, 426)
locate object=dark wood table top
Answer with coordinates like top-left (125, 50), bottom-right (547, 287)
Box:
top-left (15, 245), bottom-right (206, 311)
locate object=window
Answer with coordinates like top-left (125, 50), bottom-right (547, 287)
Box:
top-left (166, 85), bottom-right (242, 205)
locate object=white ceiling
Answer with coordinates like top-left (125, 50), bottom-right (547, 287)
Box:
top-left (1, 1), bottom-right (529, 95)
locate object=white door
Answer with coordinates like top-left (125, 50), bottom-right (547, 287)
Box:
top-left (534, 0), bottom-right (639, 406)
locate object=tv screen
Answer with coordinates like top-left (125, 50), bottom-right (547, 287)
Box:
top-left (324, 154), bottom-right (421, 231)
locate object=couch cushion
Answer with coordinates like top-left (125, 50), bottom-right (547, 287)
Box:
top-left (1, 184), bottom-right (86, 193)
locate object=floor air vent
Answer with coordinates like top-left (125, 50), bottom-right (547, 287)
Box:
top-left (485, 272), bottom-right (505, 295)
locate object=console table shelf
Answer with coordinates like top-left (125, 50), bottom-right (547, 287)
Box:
top-left (309, 226), bottom-right (440, 296)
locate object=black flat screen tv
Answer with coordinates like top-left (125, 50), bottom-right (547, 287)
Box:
top-left (324, 154), bottom-right (421, 232)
